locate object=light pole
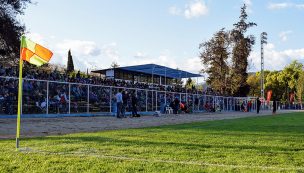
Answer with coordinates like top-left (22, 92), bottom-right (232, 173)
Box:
top-left (261, 32), bottom-right (267, 100)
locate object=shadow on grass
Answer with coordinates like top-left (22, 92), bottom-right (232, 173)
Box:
top-left (27, 135), bottom-right (304, 153)
top-left (152, 113), bottom-right (304, 134)
top-left (19, 113), bottom-right (304, 154)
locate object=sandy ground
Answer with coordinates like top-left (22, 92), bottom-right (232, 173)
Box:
top-left (0, 110), bottom-right (300, 139)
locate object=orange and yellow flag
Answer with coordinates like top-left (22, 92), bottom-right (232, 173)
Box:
top-left (21, 36), bottom-right (53, 66)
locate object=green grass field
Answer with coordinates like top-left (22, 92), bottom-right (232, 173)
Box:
top-left (1, 112), bottom-right (304, 172)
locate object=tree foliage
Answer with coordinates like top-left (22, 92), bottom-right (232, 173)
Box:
top-left (0, 0), bottom-right (31, 64)
top-left (199, 28), bottom-right (230, 95)
top-left (185, 78), bottom-right (196, 89)
top-left (265, 71), bottom-right (285, 101)
top-left (247, 71), bottom-right (271, 98)
top-left (110, 61), bottom-right (120, 68)
top-left (229, 4), bottom-right (256, 96)
top-left (278, 60), bottom-right (303, 102)
top-left (296, 70), bottom-right (304, 103)
top-left (199, 4), bottom-right (256, 96)
top-left (67, 50), bottom-right (74, 73)
top-left (248, 61), bottom-right (304, 102)
top-left (247, 73), bottom-right (260, 97)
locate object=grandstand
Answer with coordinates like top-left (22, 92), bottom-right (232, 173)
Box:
top-left (92, 63), bottom-right (201, 85)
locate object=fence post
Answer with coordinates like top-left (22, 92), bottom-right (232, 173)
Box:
top-left (204, 95), bottom-right (207, 111)
top-left (226, 98), bottom-right (228, 111)
top-left (155, 91), bottom-right (158, 111)
top-left (180, 93), bottom-right (182, 103)
top-left (198, 95), bottom-right (200, 111)
top-left (87, 85), bottom-right (89, 114)
top-left (46, 81), bottom-right (49, 115)
top-left (186, 92), bottom-right (188, 105)
top-left (146, 90), bottom-right (148, 112)
top-left (213, 96), bottom-right (215, 109)
top-left (109, 87), bottom-right (112, 115)
top-left (152, 91), bottom-right (154, 111)
top-left (165, 90), bottom-right (167, 108)
top-left (68, 83), bottom-right (71, 114)
top-left (192, 94), bottom-right (194, 112)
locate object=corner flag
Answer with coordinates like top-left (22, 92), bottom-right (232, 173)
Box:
top-left (16, 36), bottom-right (53, 150)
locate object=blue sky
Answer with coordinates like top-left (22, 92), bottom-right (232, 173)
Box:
top-left (21, 0), bottom-right (304, 78)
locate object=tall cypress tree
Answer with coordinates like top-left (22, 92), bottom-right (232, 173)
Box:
top-left (230, 4), bottom-right (256, 97)
top-left (67, 50), bottom-right (74, 73)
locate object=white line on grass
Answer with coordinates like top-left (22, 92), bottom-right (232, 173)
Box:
top-left (23, 149), bottom-right (304, 171)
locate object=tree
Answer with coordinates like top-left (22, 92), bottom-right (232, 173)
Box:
top-left (278, 60), bottom-right (303, 102)
top-left (0, 0), bottom-right (31, 64)
top-left (185, 78), bottom-right (195, 89)
top-left (199, 28), bottom-right (230, 95)
top-left (247, 73), bottom-right (260, 97)
top-left (247, 71), bottom-right (271, 98)
top-left (265, 71), bottom-right (285, 101)
top-left (110, 61), bottom-right (119, 68)
top-left (230, 4), bottom-right (256, 97)
top-left (67, 50), bottom-right (74, 73)
top-left (173, 68), bottom-right (183, 85)
top-left (296, 70), bottom-right (304, 106)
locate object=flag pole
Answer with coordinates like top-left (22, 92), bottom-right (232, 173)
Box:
top-left (16, 37), bottom-right (23, 150)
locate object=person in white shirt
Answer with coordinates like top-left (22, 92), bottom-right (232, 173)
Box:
top-left (116, 89), bottom-right (123, 118)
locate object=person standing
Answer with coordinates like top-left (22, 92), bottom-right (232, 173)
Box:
top-left (122, 90), bottom-right (129, 118)
top-left (257, 98), bottom-right (261, 114)
top-left (272, 100), bottom-right (277, 115)
top-left (131, 90), bottom-right (138, 117)
top-left (116, 89), bottom-right (123, 118)
top-left (173, 97), bottom-right (180, 114)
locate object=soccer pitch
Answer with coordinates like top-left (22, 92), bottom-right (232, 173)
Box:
top-left (1, 112), bottom-right (304, 172)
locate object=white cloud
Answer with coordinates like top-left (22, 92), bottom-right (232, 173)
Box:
top-left (130, 51), bottom-right (178, 69)
top-left (130, 51), bottom-right (202, 75)
top-left (279, 30), bottom-right (292, 42)
top-left (26, 33), bottom-right (46, 44)
top-left (184, 1), bottom-right (208, 19)
top-left (134, 52), bottom-right (148, 59)
top-left (268, 3), bottom-right (290, 10)
top-left (249, 43), bottom-right (304, 71)
top-left (48, 39), bottom-right (119, 71)
top-left (51, 40), bottom-right (104, 71)
top-left (268, 2), bottom-right (304, 10)
top-left (101, 42), bottom-right (120, 62)
top-left (179, 57), bottom-right (202, 74)
top-left (56, 40), bottom-right (101, 57)
top-left (25, 33), bottom-right (203, 75)
top-left (169, 0), bottom-right (208, 19)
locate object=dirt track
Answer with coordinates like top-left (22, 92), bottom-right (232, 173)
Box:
top-left (0, 110), bottom-right (299, 139)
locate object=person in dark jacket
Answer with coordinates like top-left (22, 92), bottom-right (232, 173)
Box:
top-left (257, 98), bottom-right (261, 114)
top-left (122, 90), bottom-right (129, 118)
top-left (131, 90), bottom-right (139, 117)
top-left (272, 100), bottom-right (277, 115)
top-left (173, 97), bottom-right (180, 114)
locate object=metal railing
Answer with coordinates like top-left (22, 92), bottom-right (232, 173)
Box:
top-left (0, 76), bottom-right (297, 116)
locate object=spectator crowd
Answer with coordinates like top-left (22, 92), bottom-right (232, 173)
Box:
top-left (0, 65), bottom-right (227, 115)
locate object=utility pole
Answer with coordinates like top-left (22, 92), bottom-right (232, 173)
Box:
top-left (261, 32), bottom-right (267, 101)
